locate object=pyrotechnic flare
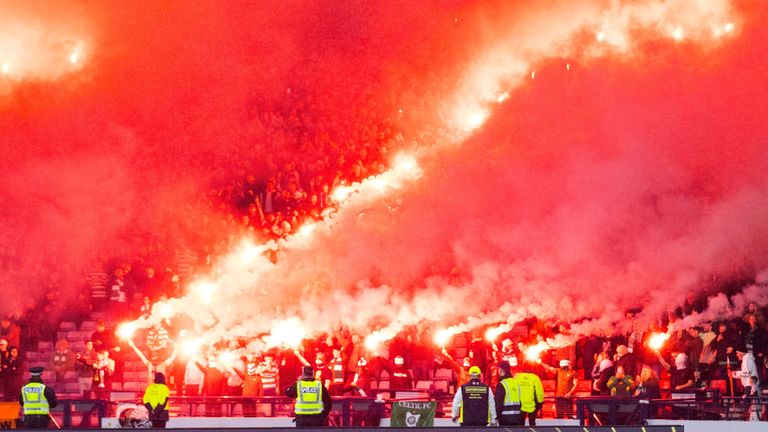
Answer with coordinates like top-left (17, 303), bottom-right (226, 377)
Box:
top-left (116, 322), bottom-right (137, 340)
top-left (217, 350), bottom-right (236, 367)
top-left (264, 317), bottom-right (306, 349)
top-left (485, 324), bottom-right (511, 342)
top-left (331, 185), bottom-right (354, 202)
top-left (156, 302), bottom-right (173, 318)
top-left (524, 341), bottom-right (549, 362)
top-left (434, 329), bottom-right (454, 347)
top-left (364, 334), bottom-right (383, 352)
top-left (192, 281), bottom-right (217, 302)
top-left (181, 338), bottom-right (203, 357)
top-left (647, 333), bottom-right (669, 351)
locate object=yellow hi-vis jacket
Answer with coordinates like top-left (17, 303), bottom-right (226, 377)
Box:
top-left (143, 383), bottom-right (170, 409)
top-left (515, 372), bottom-right (544, 413)
top-left (295, 380), bottom-right (323, 415)
top-left (499, 377), bottom-right (522, 416)
top-left (21, 383), bottom-right (49, 415)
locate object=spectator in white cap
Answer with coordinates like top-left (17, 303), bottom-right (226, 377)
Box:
top-left (540, 359), bottom-right (578, 418)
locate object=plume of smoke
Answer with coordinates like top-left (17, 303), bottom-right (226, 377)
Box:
top-left (0, 1), bottom-right (90, 89)
top-left (133, 0), bottom-right (760, 350)
top-left (3, 0), bottom-right (763, 352)
top-left (671, 283), bottom-right (768, 331)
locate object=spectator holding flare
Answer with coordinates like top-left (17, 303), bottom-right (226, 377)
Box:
top-left (540, 359), bottom-right (578, 418)
top-left (128, 334), bottom-right (178, 384)
top-left (441, 348), bottom-right (471, 387)
top-left (658, 352), bottom-right (694, 392)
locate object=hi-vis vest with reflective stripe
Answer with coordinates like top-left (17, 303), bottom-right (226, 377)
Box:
top-left (21, 383), bottom-right (49, 415)
top-left (295, 380), bottom-right (323, 415)
top-left (499, 377), bottom-right (521, 416)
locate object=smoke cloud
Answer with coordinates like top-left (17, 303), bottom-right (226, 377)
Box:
top-left (2, 0), bottom-right (767, 349)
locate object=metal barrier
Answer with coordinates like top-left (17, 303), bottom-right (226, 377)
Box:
top-left (575, 395), bottom-right (768, 425)
top-left (165, 396), bottom-right (443, 427)
top-left (48, 399), bottom-right (110, 429)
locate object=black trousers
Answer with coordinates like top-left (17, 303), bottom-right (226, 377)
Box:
top-left (295, 415), bottom-right (326, 427)
top-left (498, 413), bottom-right (522, 426)
top-left (151, 420), bottom-right (167, 428)
top-left (23, 415), bottom-right (49, 429)
top-left (522, 410), bottom-right (538, 426)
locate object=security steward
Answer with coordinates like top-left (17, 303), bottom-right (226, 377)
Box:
top-left (286, 366), bottom-right (332, 427)
top-left (451, 366), bottom-right (497, 427)
top-left (143, 372), bottom-right (171, 428)
top-left (19, 366), bottom-right (57, 429)
top-left (495, 360), bottom-right (522, 426)
top-left (516, 363), bottom-right (544, 426)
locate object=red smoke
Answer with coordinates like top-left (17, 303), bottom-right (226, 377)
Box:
top-left (1, 0), bottom-right (767, 338)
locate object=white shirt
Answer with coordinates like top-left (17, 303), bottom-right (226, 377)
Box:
top-left (736, 353), bottom-right (759, 388)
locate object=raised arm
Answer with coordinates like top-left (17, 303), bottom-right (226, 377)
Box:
top-left (293, 349), bottom-right (311, 367)
top-left (656, 352), bottom-right (671, 371)
top-left (129, 339), bottom-right (151, 366)
top-left (163, 342), bottom-right (179, 367)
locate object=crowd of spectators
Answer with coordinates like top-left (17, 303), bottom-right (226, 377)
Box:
top-left (0, 54), bottom-right (765, 423)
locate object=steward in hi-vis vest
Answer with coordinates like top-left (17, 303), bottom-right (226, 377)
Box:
top-left (286, 366), bottom-right (332, 427)
top-left (19, 367), bottom-right (58, 429)
top-left (516, 365), bottom-right (545, 426)
top-left (451, 366), bottom-right (498, 426)
top-left (143, 372), bottom-right (171, 428)
top-left (495, 360), bottom-right (522, 426)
